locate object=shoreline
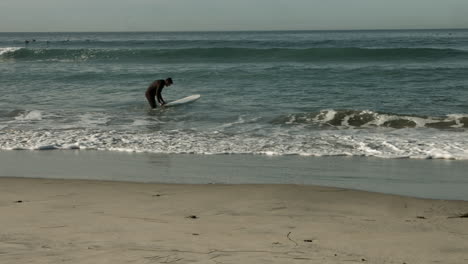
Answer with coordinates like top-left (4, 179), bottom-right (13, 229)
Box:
top-left (1, 177), bottom-right (468, 264)
top-left (1, 150), bottom-right (468, 201)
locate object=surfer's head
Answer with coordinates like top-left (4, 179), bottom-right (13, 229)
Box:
top-left (165, 78), bottom-right (173, 87)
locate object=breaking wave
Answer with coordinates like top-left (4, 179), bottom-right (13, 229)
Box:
top-left (272, 110), bottom-right (468, 129)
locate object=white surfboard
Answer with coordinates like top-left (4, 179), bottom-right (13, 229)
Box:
top-left (165, 94), bottom-right (201, 107)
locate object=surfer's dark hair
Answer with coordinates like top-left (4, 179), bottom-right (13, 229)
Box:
top-left (166, 78), bottom-right (173, 84)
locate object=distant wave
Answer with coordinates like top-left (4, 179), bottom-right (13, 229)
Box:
top-left (0, 47), bottom-right (22, 56)
top-left (1, 47), bottom-right (467, 63)
top-left (272, 110), bottom-right (468, 129)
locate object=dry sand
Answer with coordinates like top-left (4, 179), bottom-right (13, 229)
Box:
top-left (1, 177), bottom-right (467, 264)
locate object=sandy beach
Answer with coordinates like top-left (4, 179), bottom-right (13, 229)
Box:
top-left (1, 177), bottom-right (467, 264)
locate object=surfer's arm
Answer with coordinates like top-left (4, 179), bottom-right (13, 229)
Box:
top-left (156, 86), bottom-right (166, 105)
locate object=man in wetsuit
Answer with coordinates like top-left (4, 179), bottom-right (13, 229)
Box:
top-left (145, 78), bottom-right (173, 108)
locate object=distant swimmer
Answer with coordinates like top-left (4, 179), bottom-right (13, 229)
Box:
top-left (145, 77), bottom-right (173, 109)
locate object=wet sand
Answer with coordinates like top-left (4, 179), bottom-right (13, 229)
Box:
top-left (1, 177), bottom-right (467, 264)
top-left (1, 150), bottom-right (468, 200)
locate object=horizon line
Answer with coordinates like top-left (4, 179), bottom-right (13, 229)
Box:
top-left (1, 27), bottom-right (468, 34)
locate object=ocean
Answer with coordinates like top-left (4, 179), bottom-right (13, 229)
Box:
top-left (1, 30), bottom-right (468, 159)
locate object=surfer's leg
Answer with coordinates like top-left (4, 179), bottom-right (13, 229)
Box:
top-left (145, 92), bottom-right (157, 108)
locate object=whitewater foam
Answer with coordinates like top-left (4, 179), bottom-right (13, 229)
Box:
top-left (14, 110), bottom-right (43, 121)
top-left (0, 128), bottom-right (467, 160)
top-left (0, 47), bottom-right (22, 56)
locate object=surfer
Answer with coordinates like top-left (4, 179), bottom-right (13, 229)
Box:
top-left (145, 78), bottom-right (173, 109)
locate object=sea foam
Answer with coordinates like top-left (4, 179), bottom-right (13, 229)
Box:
top-left (0, 47), bottom-right (22, 56)
top-left (14, 110), bottom-right (43, 121)
top-left (0, 128), bottom-right (467, 160)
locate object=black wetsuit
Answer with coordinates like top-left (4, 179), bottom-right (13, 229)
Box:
top-left (145, 80), bottom-right (166, 108)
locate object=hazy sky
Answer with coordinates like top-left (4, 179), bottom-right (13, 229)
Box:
top-left (1, 0), bottom-right (467, 32)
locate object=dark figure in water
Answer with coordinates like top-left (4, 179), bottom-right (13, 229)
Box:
top-left (145, 78), bottom-right (173, 108)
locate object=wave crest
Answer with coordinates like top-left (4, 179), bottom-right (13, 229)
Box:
top-left (273, 110), bottom-right (468, 129)
top-left (2, 47), bottom-right (467, 63)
